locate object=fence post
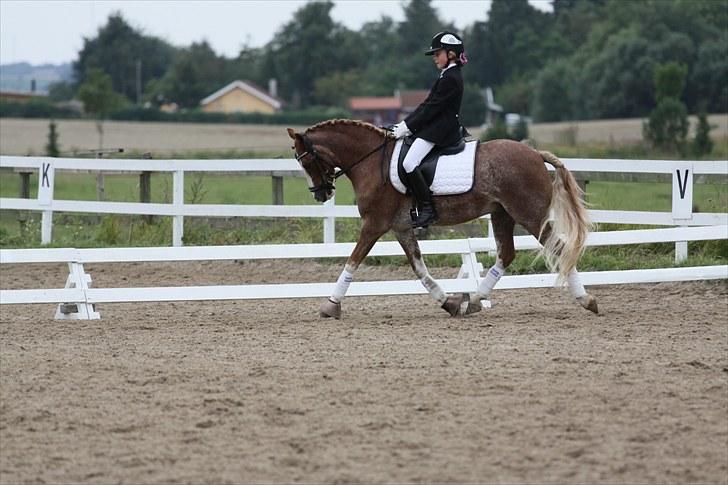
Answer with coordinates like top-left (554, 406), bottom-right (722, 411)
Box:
top-left (272, 175), bottom-right (284, 205)
top-left (96, 150), bottom-right (104, 202)
top-left (672, 162), bottom-right (693, 263)
top-left (38, 161), bottom-right (55, 245)
top-left (487, 216), bottom-right (496, 257)
top-left (323, 194), bottom-right (335, 243)
top-left (17, 171), bottom-right (31, 226)
top-left (173, 170), bottom-right (184, 246)
top-left (140, 153), bottom-right (153, 224)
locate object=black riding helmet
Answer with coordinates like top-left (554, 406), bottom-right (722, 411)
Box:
top-left (424, 31), bottom-right (464, 56)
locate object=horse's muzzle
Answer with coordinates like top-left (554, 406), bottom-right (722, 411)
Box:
top-left (313, 187), bottom-right (333, 203)
top-left (310, 181), bottom-right (334, 203)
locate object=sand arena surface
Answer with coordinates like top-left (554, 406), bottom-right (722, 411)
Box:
top-left (1, 260), bottom-right (727, 484)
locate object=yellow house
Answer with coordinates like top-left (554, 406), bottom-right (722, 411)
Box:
top-left (200, 80), bottom-right (282, 114)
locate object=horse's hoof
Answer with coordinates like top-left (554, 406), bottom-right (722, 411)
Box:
top-left (441, 294), bottom-right (465, 317)
top-left (577, 294), bottom-right (599, 314)
top-left (319, 299), bottom-right (342, 319)
top-left (464, 295), bottom-right (483, 315)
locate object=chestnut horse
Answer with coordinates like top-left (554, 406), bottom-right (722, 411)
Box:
top-left (287, 119), bottom-right (598, 319)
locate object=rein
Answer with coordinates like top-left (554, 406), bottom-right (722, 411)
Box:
top-left (296, 133), bottom-right (392, 193)
top-left (333, 136), bottom-right (391, 181)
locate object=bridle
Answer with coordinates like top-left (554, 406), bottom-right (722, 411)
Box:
top-left (294, 133), bottom-right (392, 195)
top-left (295, 133), bottom-right (335, 195)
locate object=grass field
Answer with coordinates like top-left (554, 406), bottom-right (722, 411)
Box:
top-left (1, 115), bottom-right (726, 156)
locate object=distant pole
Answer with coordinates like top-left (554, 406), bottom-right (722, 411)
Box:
top-left (136, 59), bottom-right (142, 105)
top-left (96, 150), bottom-right (105, 202)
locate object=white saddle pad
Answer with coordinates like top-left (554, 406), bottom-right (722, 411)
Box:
top-left (390, 139), bottom-right (478, 195)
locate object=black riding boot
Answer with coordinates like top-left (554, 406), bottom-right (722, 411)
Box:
top-left (408, 167), bottom-right (437, 228)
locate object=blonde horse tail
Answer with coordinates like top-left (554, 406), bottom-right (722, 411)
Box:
top-left (538, 150), bottom-right (593, 282)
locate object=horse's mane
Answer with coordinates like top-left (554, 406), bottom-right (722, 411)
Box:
top-left (306, 119), bottom-right (392, 138)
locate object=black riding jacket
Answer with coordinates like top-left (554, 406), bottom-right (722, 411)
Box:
top-left (404, 64), bottom-right (464, 146)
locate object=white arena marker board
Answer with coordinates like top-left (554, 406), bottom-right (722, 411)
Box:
top-left (38, 161), bottom-right (54, 206)
top-left (672, 162), bottom-right (693, 220)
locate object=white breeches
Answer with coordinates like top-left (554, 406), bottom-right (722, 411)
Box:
top-left (402, 138), bottom-right (436, 173)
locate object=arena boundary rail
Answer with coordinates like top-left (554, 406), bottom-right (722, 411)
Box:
top-left (1, 225), bottom-right (726, 319)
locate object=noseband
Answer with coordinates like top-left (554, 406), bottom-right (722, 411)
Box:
top-left (295, 134), bottom-right (335, 194)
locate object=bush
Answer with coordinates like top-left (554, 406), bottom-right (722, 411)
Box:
top-left (1, 100), bottom-right (352, 126)
top-left (45, 120), bottom-right (60, 157)
top-left (643, 97), bottom-right (689, 152)
top-left (0, 99), bottom-right (77, 118)
top-left (692, 109), bottom-right (714, 157)
top-left (512, 118), bottom-right (529, 141)
top-left (479, 118), bottom-right (529, 142)
top-left (108, 105), bottom-right (351, 125)
top-left (480, 119), bottom-right (510, 141)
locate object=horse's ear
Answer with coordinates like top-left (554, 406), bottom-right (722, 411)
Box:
top-left (287, 128), bottom-right (298, 140)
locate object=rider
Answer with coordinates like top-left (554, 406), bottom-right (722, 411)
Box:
top-left (392, 31), bottom-right (467, 228)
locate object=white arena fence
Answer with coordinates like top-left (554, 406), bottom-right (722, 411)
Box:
top-left (0, 155), bottom-right (726, 319)
top-left (0, 226), bottom-right (726, 319)
top-left (1, 156), bottom-right (726, 252)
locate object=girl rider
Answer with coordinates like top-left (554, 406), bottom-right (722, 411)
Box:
top-left (392, 31), bottom-right (467, 228)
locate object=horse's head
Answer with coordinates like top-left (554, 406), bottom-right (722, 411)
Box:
top-left (287, 128), bottom-right (338, 202)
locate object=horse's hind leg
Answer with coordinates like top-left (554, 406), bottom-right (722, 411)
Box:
top-left (394, 228), bottom-right (465, 317)
top-left (469, 208), bottom-right (516, 312)
top-left (530, 222), bottom-right (598, 314)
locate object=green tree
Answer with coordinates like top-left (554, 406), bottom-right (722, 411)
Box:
top-left (313, 70), bottom-right (364, 108)
top-left (460, 83), bottom-right (486, 127)
top-left (161, 41), bottom-right (227, 108)
top-left (47, 81), bottom-right (75, 102)
top-left (689, 40), bottom-right (728, 113)
top-left (74, 12), bottom-right (176, 101)
top-left (468, 0), bottom-right (552, 88)
top-left (643, 62), bottom-right (689, 152)
top-left (45, 120), bottom-right (60, 157)
top-left (396, 0), bottom-right (446, 89)
top-left (264, 1), bottom-right (360, 107)
top-left (654, 61), bottom-right (688, 101)
top-left (532, 59), bottom-right (575, 121)
top-left (692, 108), bottom-right (713, 157)
top-left (575, 27), bottom-right (655, 119)
top-left (77, 69), bottom-right (124, 149)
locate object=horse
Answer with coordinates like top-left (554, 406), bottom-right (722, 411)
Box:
top-left (287, 119), bottom-right (598, 319)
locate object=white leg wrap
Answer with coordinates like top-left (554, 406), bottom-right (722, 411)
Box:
top-left (330, 267), bottom-right (354, 303)
top-left (567, 268), bottom-right (587, 299)
top-left (475, 261), bottom-right (505, 300)
top-left (421, 274), bottom-right (446, 305)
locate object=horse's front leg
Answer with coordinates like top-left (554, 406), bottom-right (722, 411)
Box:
top-left (319, 220), bottom-right (389, 320)
top-left (394, 228), bottom-right (465, 317)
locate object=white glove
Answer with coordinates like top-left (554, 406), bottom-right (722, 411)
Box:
top-left (392, 121), bottom-right (411, 139)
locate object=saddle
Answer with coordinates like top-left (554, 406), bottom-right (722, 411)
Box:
top-left (396, 136), bottom-right (467, 192)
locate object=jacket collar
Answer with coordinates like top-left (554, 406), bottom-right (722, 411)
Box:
top-left (439, 62), bottom-right (457, 78)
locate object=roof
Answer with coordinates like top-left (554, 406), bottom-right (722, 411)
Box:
top-left (0, 90), bottom-right (47, 98)
top-left (349, 96), bottom-right (400, 111)
top-left (399, 90), bottom-right (428, 109)
top-left (200, 80), bottom-right (282, 109)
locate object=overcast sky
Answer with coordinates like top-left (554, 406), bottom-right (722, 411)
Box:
top-left (0, 0), bottom-right (552, 65)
